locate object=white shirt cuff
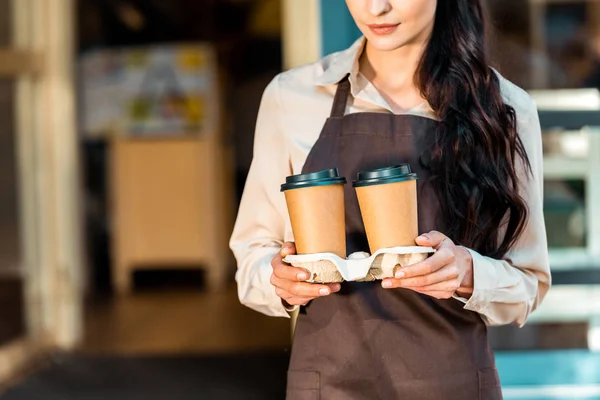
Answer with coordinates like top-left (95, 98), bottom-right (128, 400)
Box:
top-left (452, 248), bottom-right (498, 316)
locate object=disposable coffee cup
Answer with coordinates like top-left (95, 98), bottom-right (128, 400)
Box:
top-left (353, 164), bottom-right (418, 253)
top-left (281, 169), bottom-right (347, 258)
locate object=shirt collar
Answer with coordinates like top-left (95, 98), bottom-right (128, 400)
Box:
top-left (314, 36), bottom-right (366, 89)
top-left (314, 36), bottom-right (437, 119)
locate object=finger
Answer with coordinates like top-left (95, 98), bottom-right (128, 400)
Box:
top-left (415, 231), bottom-right (453, 249)
top-left (327, 283), bottom-right (342, 292)
top-left (402, 278), bottom-right (461, 293)
top-left (271, 275), bottom-right (341, 297)
top-left (275, 288), bottom-right (314, 305)
top-left (395, 248), bottom-right (455, 278)
top-left (380, 282), bottom-right (454, 300)
top-left (272, 258), bottom-right (311, 281)
top-left (284, 297), bottom-right (312, 306)
top-left (417, 290), bottom-right (455, 300)
top-left (279, 242), bottom-right (297, 257)
top-left (393, 265), bottom-right (459, 288)
top-left (381, 278), bottom-right (458, 296)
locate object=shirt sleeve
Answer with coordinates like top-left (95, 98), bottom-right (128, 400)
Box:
top-left (229, 74), bottom-right (293, 318)
top-left (454, 95), bottom-right (551, 327)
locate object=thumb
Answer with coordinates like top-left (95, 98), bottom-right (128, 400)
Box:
top-left (279, 242), bottom-right (297, 257)
top-left (415, 231), bottom-right (452, 249)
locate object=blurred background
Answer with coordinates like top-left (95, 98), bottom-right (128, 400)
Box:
top-left (0, 0), bottom-right (599, 399)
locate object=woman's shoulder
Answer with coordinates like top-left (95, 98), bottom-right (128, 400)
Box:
top-left (268, 43), bottom-right (354, 91)
top-left (493, 70), bottom-right (542, 152)
top-left (493, 69), bottom-right (538, 120)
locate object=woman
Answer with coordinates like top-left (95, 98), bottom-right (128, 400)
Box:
top-left (230, 0), bottom-right (551, 398)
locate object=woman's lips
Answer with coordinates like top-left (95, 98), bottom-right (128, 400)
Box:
top-left (367, 23), bottom-right (400, 35)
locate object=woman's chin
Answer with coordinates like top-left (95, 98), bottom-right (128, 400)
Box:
top-left (363, 34), bottom-right (410, 52)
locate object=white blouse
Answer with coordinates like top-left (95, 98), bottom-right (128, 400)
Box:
top-left (229, 37), bottom-right (551, 326)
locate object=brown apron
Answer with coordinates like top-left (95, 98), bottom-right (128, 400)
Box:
top-left (286, 77), bottom-right (503, 400)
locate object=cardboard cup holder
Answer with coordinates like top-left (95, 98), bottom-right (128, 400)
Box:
top-left (283, 246), bottom-right (435, 283)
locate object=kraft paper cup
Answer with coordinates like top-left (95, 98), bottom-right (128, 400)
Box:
top-left (353, 164), bottom-right (418, 253)
top-left (281, 169), bottom-right (347, 258)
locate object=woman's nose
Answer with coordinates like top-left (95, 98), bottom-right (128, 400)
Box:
top-left (368, 0), bottom-right (392, 16)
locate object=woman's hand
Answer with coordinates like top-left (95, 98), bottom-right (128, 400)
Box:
top-left (270, 242), bottom-right (342, 307)
top-left (381, 231), bottom-right (474, 299)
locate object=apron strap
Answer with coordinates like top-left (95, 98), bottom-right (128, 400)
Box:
top-left (330, 75), bottom-right (351, 118)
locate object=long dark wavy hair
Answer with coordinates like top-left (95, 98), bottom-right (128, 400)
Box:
top-left (416, 0), bottom-right (531, 259)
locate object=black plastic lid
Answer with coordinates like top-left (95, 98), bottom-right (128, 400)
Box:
top-left (281, 168), bottom-right (347, 192)
top-left (353, 164), bottom-right (418, 188)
